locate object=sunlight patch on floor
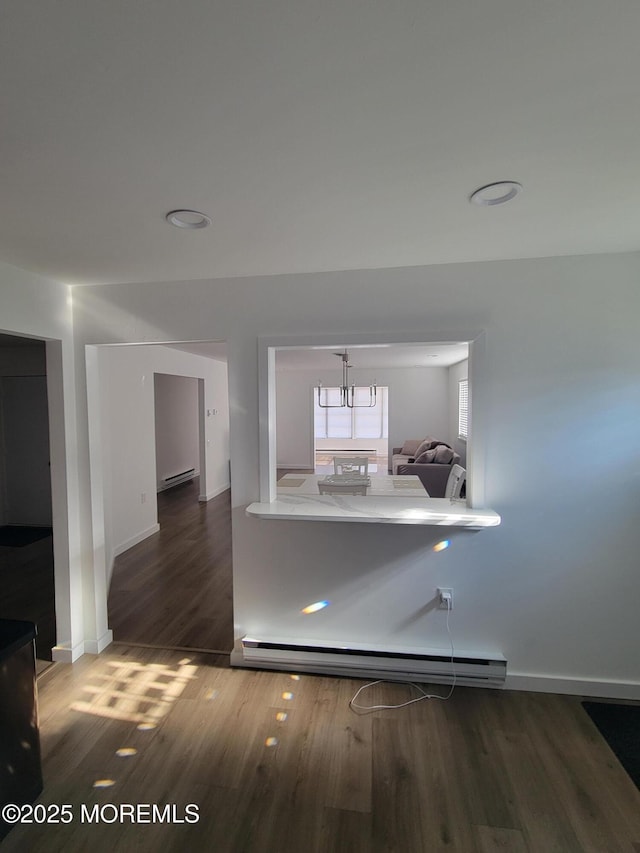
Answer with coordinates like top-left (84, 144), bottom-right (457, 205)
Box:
top-left (70, 659), bottom-right (198, 724)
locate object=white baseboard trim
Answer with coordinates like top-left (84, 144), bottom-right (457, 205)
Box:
top-left (276, 464), bottom-right (313, 470)
top-left (230, 648), bottom-right (244, 667)
top-left (198, 483), bottom-right (231, 502)
top-left (113, 524), bottom-right (160, 558)
top-left (52, 641), bottom-right (85, 663)
top-left (505, 673), bottom-right (640, 700)
top-left (84, 629), bottom-right (114, 656)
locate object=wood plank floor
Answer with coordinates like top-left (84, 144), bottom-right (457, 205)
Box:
top-left (3, 645), bottom-right (639, 852)
top-left (107, 480), bottom-right (233, 653)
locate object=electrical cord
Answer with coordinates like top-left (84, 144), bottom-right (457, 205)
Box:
top-left (349, 597), bottom-right (456, 712)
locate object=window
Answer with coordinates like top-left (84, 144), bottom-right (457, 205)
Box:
top-left (458, 378), bottom-right (469, 440)
top-left (315, 386), bottom-right (388, 440)
top-left (261, 334), bottom-right (487, 509)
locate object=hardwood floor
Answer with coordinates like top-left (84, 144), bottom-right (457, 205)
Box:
top-left (5, 483), bottom-right (640, 850)
top-left (107, 480), bottom-right (233, 653)
top-left (314, 452), bottom-right (389, 474)
top-left (0, 534), bottom-right (55, 660)
top-left (3, 645), bottom-right (639, 852)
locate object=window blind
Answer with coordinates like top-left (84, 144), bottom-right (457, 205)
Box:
top-left (314, 387), bottom-right (388, 439)
top-left (458, 378), bottom-right (469, 440)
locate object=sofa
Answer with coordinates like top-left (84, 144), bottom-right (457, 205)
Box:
top-left (391, 437), bottom-right (461, 497)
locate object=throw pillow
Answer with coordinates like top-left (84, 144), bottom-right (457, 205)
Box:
top-left (401, 439), bottom-right (424, 456)
top-left (433, 444), bottom-right (455, 464)
top-left (415, 448), bottom-right (438, 464)
top-left (413, 437), bottom-right (436, 458)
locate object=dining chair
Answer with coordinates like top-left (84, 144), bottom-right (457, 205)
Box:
top-left (444, 464), bottom-right (466, 499)
top-left (333, 456), bottom-right (369, 477)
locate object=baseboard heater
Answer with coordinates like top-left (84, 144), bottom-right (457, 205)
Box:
top-left (240, 637), bottom-right (507, 687)
top-left (160, 468), bottom-right (196, 490)
top-left (322, 449), bottom-right (377, 454)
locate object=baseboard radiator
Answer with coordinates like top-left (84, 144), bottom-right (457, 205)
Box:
top-left (240, 637), bottom-right (507, 687)
top-left (159, 468), bottom-right (196, 491)
top-left (322, 448), bottom-right (377, 454)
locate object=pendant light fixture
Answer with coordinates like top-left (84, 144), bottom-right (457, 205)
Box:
top-left (317, 350), bottom-right (377, 408)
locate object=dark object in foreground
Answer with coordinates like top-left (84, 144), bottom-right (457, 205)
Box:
top-left (0, 619), bottom-right (43, 840)
top-left (582, 701), bottom-right (640, 790)
top-left (0, 526), bottom-right (52, 548)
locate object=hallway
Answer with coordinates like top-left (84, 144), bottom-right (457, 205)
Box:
top-left (107, 479), bottom-right (233, 653)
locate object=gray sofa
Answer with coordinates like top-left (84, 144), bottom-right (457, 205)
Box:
top-left (391, 438), bottom-right (461, 497)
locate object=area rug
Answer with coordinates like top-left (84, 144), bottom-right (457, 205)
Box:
top-left (582, 701), bottom-right (640, 789)
top-left (0, 526), bottom-right (52, 547)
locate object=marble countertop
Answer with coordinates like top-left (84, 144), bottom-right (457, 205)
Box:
top-left (246, 493), bottom-right (501, 528)
top-left (277, 472), bottom-right (428, 497)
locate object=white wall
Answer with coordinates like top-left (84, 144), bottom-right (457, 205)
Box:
top-left (0, 261), bottom-right (82, 661)
top-left (448, 359), bottom-right (468, 468)
top-left (275, 370), bottom-right (314, 468)
top-left (276, 366), bottom-right (449, 468)
top-left (154, 373), bottom-right (200, 491)
top-left (93, 345), bottom-right (229, 581)
top-left (386, 366), bottom-right (449, 451)
top-left (70, 253), bottom-right (640, 696)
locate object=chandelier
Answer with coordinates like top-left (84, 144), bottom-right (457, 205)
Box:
top-left (317, 350), bottom-right (377, 408)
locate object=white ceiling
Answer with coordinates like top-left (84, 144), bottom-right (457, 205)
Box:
top-left (276, 343), bottom-right (468, 370)
top-left (1, 1), bottom-right (640, 286)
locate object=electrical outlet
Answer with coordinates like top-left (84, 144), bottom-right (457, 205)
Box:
top-left (437, 587), bottom-right (453, 610)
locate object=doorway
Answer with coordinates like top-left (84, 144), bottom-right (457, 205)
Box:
top-left (0, 335), bottom-right (56, 660)
top-left (88, 341), bottom-right (233, 653)
top-left (153, 372), bottom-right (202, 500)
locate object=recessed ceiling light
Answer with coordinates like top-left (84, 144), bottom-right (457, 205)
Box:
top-left (469, 181), bottom-right (522, 206)
top-left (166, 209), bottom-right (211, 229)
